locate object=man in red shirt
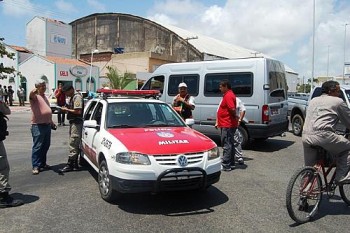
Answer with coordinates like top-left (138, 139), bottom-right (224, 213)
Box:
top-left (216, 80), bottom-right (238, 171)
top-left (55, 83), bottom-right (66, 126)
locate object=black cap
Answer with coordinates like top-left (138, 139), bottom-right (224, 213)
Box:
top-left (62, 84), bottom-right (73, 92)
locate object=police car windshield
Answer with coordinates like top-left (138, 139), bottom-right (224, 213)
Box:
top-left (106, 102), bottom-right (185, 128)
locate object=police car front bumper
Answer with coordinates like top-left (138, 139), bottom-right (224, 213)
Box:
top-left (110, 168), bottom-right (221, 193)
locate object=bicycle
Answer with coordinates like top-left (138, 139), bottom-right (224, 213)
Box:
top-left (286, 145), bottom-right (350, 224)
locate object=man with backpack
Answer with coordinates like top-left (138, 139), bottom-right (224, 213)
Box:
top-left (0, 100), bottom-right (24, 208)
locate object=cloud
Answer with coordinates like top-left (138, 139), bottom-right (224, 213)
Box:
top-left (55, 0), bottom-right (77, 14)
top-left (201, 5), bottom-right (223, 26)
top-left (147, 0), bottom-right (350, 78)
top-left (2, 0), bottom-right (35, 17)
top-left (152, 0), bottom-right (204, 16)
top-left (87, 0), bottom-right (106, 12)
top-left (148, 13), bottom-right (177, 26)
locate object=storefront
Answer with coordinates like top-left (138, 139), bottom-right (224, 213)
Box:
top-left (19, 54), bottom-right (99, 101)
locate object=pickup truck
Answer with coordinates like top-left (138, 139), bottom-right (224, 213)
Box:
top-left (288, 96), bottom-right (308, 136)
top-left (288, 85), bottom-right (350, 136)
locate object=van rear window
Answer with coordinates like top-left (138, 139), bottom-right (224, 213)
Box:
top-left (204, 72), bottom-right (253, 96)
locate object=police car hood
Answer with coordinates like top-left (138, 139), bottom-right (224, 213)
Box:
top-left (107, 127), bottom-right (216, 155)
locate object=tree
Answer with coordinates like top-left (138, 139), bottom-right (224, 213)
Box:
top-left (105, 66), bottom-right (135, 89)
top-left (307, 78), bottom-right (319, 84)
top-left (0, 38), bottom-right (16, 79)
top-left (297, 84), bottom-right (311, 93)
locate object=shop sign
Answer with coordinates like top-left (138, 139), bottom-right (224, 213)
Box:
top-left (70, 66), bottom-right (88, 77)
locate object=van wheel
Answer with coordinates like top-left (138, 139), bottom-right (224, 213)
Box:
top-left (291, 114), bottom-right (304, 136)
top-left (237, 126), bottom-right (249, 149)
top-left (98, 160), bottom-right (121, 203)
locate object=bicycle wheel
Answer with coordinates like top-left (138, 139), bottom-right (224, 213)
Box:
top-left (339, 184), bottom-right (350, 206)
top-left (286, 167), bottom-right (322, 224)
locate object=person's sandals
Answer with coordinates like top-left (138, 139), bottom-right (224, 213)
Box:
top-left (32, 167), bottom-right (39, 175)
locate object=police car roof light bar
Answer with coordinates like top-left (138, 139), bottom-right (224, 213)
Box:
top-left (97, 89), bottom-right (160, 99)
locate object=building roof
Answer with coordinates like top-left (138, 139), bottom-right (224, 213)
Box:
top-left (8, 45), bottom-right (32, 53)
top-left (156, 22), bottom-right (297, 74)
top-left (70, 13), bottom-right (297, 74)
top-left (45, 56), bottom-right (89, 66)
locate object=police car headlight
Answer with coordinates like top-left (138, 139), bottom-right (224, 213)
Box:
top-left (115, 152), bottom-right (151, 165)
top-left (208, 147), bottom-right (219, 160)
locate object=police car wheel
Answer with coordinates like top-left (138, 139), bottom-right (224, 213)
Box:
top-left (98, 160), bottom-right (120, 203)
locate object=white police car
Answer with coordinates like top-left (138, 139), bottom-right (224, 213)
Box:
top-left (80, 89), bottom-right (221, 202)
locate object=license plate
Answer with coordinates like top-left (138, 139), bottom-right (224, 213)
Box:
top-left (271, 108), bottom-right (279, 115)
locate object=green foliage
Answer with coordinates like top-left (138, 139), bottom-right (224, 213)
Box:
top-left (0, 38), bottom-right (16, 79)
top-left (105, 66), bottom-right (135, 89)
top-left (297, 84), bottom-right (311, 93)
top-left (307, 78), bottom-right (319, 84)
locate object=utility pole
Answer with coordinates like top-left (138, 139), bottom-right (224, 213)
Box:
top-left (344, 23), bottom-right (349, 84)
top-left (311, 0), bottom-right (315, 90)
top-left (327, 45), bottom-right (330, 78)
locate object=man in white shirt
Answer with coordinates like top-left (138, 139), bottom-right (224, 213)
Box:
top-left (234, 97), bottom-right (246, 165)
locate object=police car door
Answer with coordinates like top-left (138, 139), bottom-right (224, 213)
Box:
top-left (83, 102), bottom-right (103, 165)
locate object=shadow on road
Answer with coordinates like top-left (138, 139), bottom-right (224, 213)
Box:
top-left (313, 196), bottom-right (350, 220)
top-left (115, 186), bottom-right (228, 216)
top-left (47, 163), bottom-right (91, 175)
top-left (246, 138), bottom-right (295, 152)
top-left (11, 192), bottom-right (39, 204)
top-left (211, 135), bottom-right (295, 153)
top-left (288, 194), bottom-right (350, 227)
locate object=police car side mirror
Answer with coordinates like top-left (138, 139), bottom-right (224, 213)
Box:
top-left (84, 120), bottom-right (98, 129)
top-left (185, 118), bottom-right (195, 126)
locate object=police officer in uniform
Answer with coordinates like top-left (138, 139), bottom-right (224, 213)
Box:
top-left (59, 85), bottom-right (83, 173)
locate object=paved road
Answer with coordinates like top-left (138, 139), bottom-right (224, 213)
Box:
top-left (1, 111), bottom-right (350, 233)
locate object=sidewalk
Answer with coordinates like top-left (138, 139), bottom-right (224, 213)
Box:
top-left (8, 102), bottom-right (31, 112)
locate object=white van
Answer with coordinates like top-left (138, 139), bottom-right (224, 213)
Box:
top-left (141, 58), bottom-right (289, 148)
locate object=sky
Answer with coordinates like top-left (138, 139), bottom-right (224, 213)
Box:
top-left (1, 0), bottom-right (350, 82)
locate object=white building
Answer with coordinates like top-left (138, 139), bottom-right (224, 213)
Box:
top-left (1, 16), bottom-right (99, 102)
top-left (26, 16), bottom-right (72, 58)
top-left (19, 55), bottom-right (99, 100)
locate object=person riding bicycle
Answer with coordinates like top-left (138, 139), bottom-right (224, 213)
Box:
top-left (302, 80), bottom-right (350, 185)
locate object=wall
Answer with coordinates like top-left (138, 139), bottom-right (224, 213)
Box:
top-left (71, 14), bottom-right (202, 63)
top-left (286, 72), bottom-right (298, 93)
top-left (26, 17), bottom-right (46, 56)
top-left (56, 63), bottom-right (99, 92)
top-left (46, 19), bottom-right (72, 58)
top-left (19, 55), bottom-right (55, 100)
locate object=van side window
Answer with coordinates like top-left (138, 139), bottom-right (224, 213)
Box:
top-left (142, 76), bottom-right (164, 94)
top-left (168, 74), bottom-right (199, 96)
top-left (204, 73), bottom-right (253, 97)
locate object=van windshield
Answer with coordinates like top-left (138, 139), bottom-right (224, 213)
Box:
top-left (141, 76), bottom-right (165, 94)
